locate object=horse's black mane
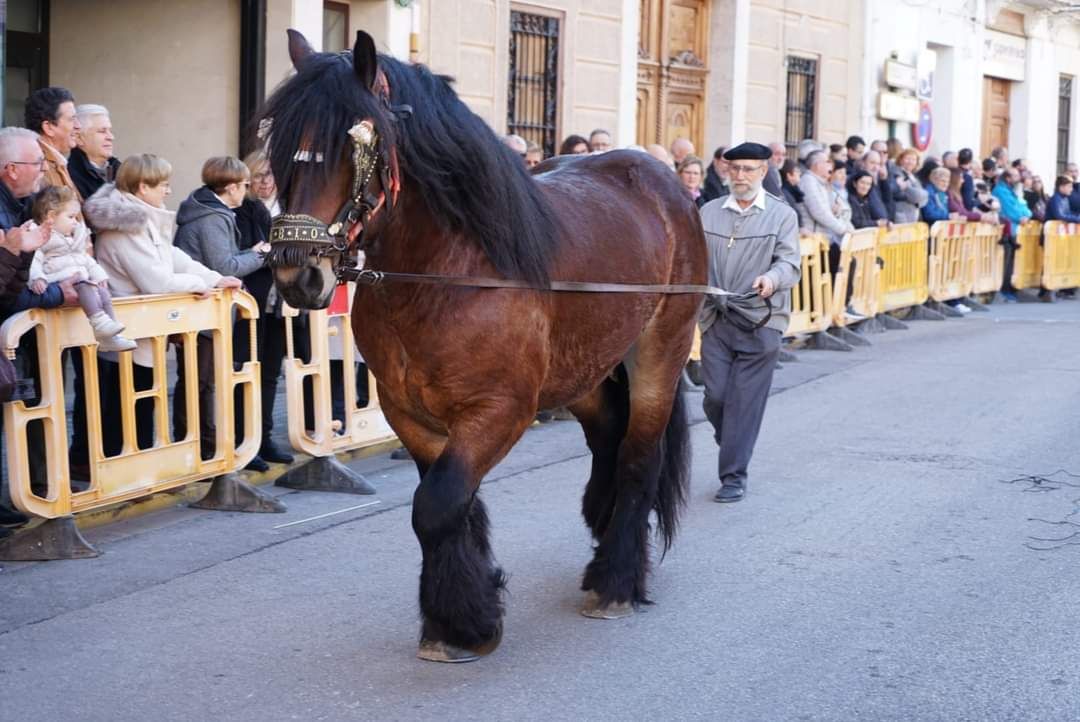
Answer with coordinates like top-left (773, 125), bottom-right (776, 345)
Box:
top-left (258, 50), bottom-right (558, 286)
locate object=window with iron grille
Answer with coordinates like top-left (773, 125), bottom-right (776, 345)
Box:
top-left (785, 56), bottom-right (818, 151)
top-left (1058, 75), bottom-right (1073, 176)
top-left (508, 11), bottom-right (560, 158)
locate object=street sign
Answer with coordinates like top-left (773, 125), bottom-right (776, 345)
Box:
top-left (877, 91), bottom-right (920, 123)
top-left (884, 59), bottom-right (918, 91)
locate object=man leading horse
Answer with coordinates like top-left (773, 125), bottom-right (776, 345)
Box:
top-left (698, 142), bottom-right (801, 503)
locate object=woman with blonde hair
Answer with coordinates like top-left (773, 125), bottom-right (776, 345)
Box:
top-left (889, 148), bottom-right (929, 223)
top-left (83, 154), bottom-right (241, 455)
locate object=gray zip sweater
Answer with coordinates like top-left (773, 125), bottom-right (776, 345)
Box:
top-left (699, 190), bottom-right (802, 335)
top-left (174, 186), bottom-right (265, 278)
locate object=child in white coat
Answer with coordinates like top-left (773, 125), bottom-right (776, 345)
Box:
top-left (29, 186), bottom-right (135, 352)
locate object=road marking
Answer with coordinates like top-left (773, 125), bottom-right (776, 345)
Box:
top-left (272, 500), bottom-right (382, 529)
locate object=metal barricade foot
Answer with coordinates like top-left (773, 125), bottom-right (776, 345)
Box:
top-left (962, 296), bottom-right (991, 312)
top-left (275, 455), bottom-right (377, 495)
top-left (906, 304), bottom-right (946, 321)
top-left (191, 473), bottom-right (288, 513)
top-left (926, 301), bottom-right (964, 318)
top-left (875, 313), bottom-right (909, 330)
top-left (0, 515), bottom-right (100, 561)
top-left (851, 316), bottom-right (889, 335)
top-left (826, 327), bottom-right (871, 347)
top-left (804, 331), bottom-right (854, 352)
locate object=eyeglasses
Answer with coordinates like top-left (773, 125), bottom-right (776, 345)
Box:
top-left (728, 163), bottom-right (764, 176)
top-left (9, 158), bottom-right (46, 170)
top-left (253, 172), bottom-right (273, 182)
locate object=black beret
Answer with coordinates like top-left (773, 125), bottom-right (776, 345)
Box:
top-left (722, 142), bottom-right (772, 161)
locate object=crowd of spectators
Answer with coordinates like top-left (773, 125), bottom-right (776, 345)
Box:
top-left (508, 128), bottom-right (1080, 316)
top-left (5, 99), bottom-right (1080, 530)
top-left (0, 86), bottom-right (300, 532)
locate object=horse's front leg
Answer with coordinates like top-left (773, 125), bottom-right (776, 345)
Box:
top-left (410, 398), bottom-right (534, 663)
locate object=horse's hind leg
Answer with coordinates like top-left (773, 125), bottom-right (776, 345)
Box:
top-left (580, 335), bottom-right (689, 618)
top-left (570, 368), bottom-right (630, 541)
top-left (410, 401), bottom-right (534, 662)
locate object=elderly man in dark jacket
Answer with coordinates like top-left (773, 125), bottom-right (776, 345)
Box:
top-left (69, 104), bottom-right (120, 201)
top-left (0, 126), bottom-right (54, 529)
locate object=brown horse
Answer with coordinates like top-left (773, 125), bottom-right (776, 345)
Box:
top-left (261, 30), bottom-right (706, 662)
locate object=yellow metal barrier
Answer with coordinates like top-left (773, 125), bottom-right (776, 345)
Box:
top-left (787, 234), bottom-right (834, 337)
top-left (1042, 221), bottom-right (1080, 291)
top-left (878, 222), bottom-right (930, 312)
top-left (283, 284), bottom-right (397, 458)
top-left (2, 290), bottom-right (260, 519)
top-left (969, 222), bottom-right (1005, 295)
top-left (832, 227), bottom-right (881, 326)
top-left (1012, 221), bottom-right (1044, 291)
top-left (689, 325), bottom-right (701, 362)
top-left (928, 221), bottom-right (975, 302)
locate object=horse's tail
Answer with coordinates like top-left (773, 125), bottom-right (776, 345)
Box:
top-left (654, 378), bottom-right (691, 556)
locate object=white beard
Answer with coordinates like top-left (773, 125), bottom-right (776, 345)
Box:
top-left (733, 183), bottom-right (761, 202)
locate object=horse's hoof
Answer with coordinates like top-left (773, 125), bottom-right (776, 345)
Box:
top-left (417, 623), bottom-right (503, 663)
top-left (580, 590), bottom-right (634, 619)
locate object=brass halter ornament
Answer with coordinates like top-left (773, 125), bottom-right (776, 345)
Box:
top-left (267, 118), bottom-right (390, 278)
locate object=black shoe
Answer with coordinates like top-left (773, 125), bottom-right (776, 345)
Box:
top-left (258, 441), bottom-right (294, 465)
top-left (0, 505), bottom-right (29, 526)
top-left (390, 447), bottom-right (412, 461)
top-left (713, 484), bottom-right (745, 503)
top-left (244, 455), bottom-right (270, 473)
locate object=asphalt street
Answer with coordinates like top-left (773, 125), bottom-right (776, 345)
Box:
top-left (2, 300), bottom-right (1080, 721)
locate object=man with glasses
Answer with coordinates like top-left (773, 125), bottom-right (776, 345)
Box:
top-left (699, 142), bottom-right (800, 503)
top-left (0, 127), bottom-right (54, 529)
top-left (0, 129), bottom-right (56, 311)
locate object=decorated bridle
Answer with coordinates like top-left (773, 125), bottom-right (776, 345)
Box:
top-left (267, 69), bottom-right (406, 280)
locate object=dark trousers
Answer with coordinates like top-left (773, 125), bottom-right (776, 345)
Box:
top-left (66, 350), bottom-right (90, 467)
top-left (1002, 236), bottom-right (1017, 293)
top-left (99, 359), bottom-right (155, 456)
top-left (330, 360), bottom-right (370, 427)
top-left (173, 335), bottom-right (216, 459)
top-left (700, 320), bottom-right (782, 488)
top-left (233, 314), bottom-right (315, 447)
top-left (828, 243), bottom-right (856, 307)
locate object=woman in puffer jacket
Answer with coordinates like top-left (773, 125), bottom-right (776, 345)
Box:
top-left (83, 154), bottom-right (241, 456)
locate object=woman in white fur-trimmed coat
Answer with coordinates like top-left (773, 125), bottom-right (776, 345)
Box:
top-left (82, 154), bottom-right (241, 455)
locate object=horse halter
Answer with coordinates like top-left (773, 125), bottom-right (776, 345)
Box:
top-left (267, 118), bottom-right (390, 278)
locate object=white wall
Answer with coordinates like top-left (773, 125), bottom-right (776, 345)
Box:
top-left (861, 0), bottom-right (983, 154)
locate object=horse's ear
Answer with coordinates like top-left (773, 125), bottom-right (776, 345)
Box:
top-left (287, 29), bottom-right (315, 69)
top-left (353, 30), bottom-right (378, 90)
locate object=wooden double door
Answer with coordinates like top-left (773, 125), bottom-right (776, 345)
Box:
top-left (636, 0), bottom-right (710, 153)
top-left (981, 76), bottom-right (1011, 159)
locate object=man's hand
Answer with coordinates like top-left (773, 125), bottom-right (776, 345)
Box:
top-left (58, 277), bottom-right (79, 306)
top-left (1, 220), bottom-right (51, 255)
top-left (752, 274), bottom-right (775, 299)
top-left (30, 279), bottom-right (47, 295)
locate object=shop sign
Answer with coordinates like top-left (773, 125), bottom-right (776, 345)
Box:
top-left (983, 29), bottom-right (1026, 81)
